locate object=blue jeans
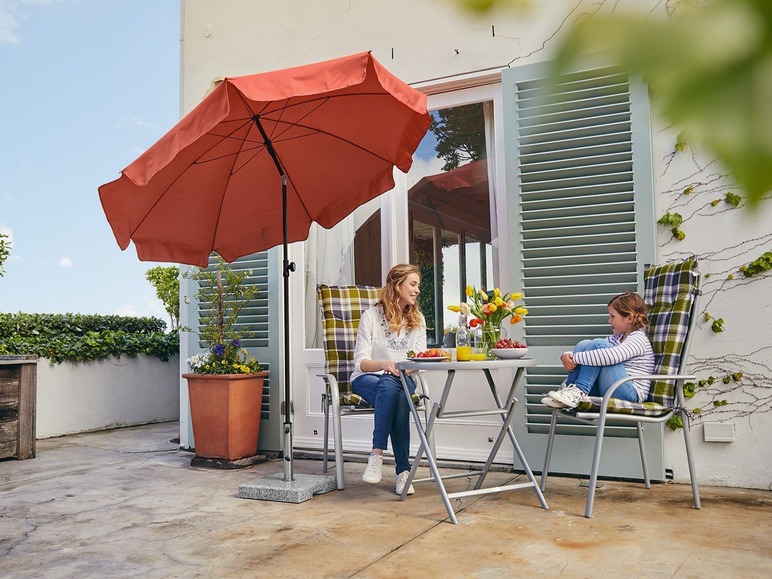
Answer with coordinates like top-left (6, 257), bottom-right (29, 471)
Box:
top-left (352, 373), bottom-right (416, 474)
top-left (566, 338), bottom-right (639, 402)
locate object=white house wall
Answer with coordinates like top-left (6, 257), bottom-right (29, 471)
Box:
top-left (181, 0), bottom-right (772, 490)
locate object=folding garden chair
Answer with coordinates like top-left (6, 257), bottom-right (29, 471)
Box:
top-left (317, 284), bottom-right (431, 490)
top-left (540, 257), bottom-right (702, 517)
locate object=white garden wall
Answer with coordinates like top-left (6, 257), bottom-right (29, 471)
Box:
top-left (36, 354), bottom-right (179, 438)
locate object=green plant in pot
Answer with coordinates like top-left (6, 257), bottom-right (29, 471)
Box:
top-left (184, 256), bottom-right (262, 375)
top-left (183, 256), bottom-right (267, 465)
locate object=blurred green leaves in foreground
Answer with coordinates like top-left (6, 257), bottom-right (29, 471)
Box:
top-left (455, 0), bottom-right (772, 208)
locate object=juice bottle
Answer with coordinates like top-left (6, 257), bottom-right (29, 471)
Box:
top-left (456, 314), bottom-right (471, 361)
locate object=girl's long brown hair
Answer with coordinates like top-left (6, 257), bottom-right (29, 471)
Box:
top-left (380, 263), bottom-right (423, 333)
top-left (608, 292), bottom-right (649, 331)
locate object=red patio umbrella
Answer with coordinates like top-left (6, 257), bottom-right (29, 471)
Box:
top-left (99, 52), bottom-right (431, 482)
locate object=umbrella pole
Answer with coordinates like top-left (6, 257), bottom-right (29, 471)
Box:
top-left (238, 119), bottom-right (336, 502)
top-left (281, 174), bottom-right (295, 483)
top-left (253, 116), bottom-right (296, 483)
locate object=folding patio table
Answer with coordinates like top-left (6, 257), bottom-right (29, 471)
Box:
top-left (396, 358), bottom-right (549, 524)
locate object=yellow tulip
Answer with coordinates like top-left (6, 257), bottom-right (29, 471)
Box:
top-left (466, 285), bottom-right (474, 298)
top-left (515, 307), bottom-right (528, 315)
top-left (511, 292), bottom-right (524, 300)
top-left (493, 288), bottom-right (501, 298)
top-left (480, 289), bottom-right (489, 301)
top-left (494, 297), bottom-right (505, 307)
top-left (447, 304), bottom-right (461, 313)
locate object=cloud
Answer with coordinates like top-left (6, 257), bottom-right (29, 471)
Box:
top-left (112, 295), bottom-right (166, 321)
top-left (0, 2), bottom-right (20, 44)
top-left (115, 115), bottom-right (155, 129)
top-left (59, 256), bottom-right (73, 268)
top-left (406, 155), bottom-right (445, 189)
top-left (1, 1), bottom-right (69, 45)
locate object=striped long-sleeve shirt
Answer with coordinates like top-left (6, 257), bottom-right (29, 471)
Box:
top-left (571, 329), bottom-right (655, 401)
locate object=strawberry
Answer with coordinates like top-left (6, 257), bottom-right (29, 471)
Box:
top-left (495, 338), bottom-right (527, 349)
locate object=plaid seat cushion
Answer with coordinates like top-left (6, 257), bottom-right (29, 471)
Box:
top-left (318, 284), bottom-right (381, 397)
top-left (340, 392), bottom-right (373, 408)
top-left (576, 257), bottom-right (699, 416)
top-left (339, 391), bottom-right (423, 408)
top-left (576, 396), bottom-right (671, 417)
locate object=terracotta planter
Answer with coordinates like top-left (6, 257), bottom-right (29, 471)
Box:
top-left (183, 372), bottom-right (268, 461)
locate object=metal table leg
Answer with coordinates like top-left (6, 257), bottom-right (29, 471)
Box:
top-left (475, 368), bottom-right (549, 510)
top-left (399, 369), bottom-right (459, 524)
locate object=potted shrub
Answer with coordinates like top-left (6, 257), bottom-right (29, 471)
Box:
top-left (183, 257), bottom-right (268, 464)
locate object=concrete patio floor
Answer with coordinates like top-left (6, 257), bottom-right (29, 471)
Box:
top-left (1, 422), bottom-right (770, 578)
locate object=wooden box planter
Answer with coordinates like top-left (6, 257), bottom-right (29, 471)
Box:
top-left (0, 355), bottom-right (37, 460)
top-left (183, 372), bottom-right (268, 465)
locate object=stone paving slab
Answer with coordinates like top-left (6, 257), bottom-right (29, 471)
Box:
top-left (1, 422), bottom-right (771, 578)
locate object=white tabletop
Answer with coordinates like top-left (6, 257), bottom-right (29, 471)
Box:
top-left (396, 357), bottom-right (536, 371)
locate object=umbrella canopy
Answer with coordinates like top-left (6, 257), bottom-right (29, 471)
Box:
top-left (98, 51), bottom-right (430, 483)
top-left (99, 51), bottom-right (430, 268)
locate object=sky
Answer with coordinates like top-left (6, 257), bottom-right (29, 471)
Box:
top-left (0, 0), bottom-right (180, 323)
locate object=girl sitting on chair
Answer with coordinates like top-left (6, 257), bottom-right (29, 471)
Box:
top-left (542, 292), bottom-right (655, 410)
top-left (350, 263), bottom-right (426, 496)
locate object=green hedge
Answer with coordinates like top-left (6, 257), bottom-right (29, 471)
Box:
top-left (0, 313), bottom-right (179, 364)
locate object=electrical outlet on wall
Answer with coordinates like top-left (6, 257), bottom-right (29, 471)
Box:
top-left (703, 422), bottom-right (735, 442)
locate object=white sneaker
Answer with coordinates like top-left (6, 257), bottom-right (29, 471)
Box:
top-left (395, 470), bottom-right (415, 496)
top-left (541, 395), bottom-right (568, 409)
top-left (547, 384), bottom-right (587, 409)
top-left (362, 454), bottom-right (383, 484)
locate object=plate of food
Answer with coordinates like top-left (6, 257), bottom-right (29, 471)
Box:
top-left (491, 339), bottom-right (529, 359)
top-left (407, 348), bottom-right (451, 361)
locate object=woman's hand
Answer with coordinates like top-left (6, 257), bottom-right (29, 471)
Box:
top-left (359, 358), bottom-right (400, 375)
top-left (381, 360), bottom-right (399, 376)
top-left (560, 351), bottom-right (577, 371)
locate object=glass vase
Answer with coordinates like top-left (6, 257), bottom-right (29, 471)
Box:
top-left (481, 323), bottom-right (504, 359)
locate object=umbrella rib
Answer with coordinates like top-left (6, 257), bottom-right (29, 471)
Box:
top-left (127, 90), bottom-right (414, 254)
top-left (124, 116), bottom-right (260, 246)
top-left (234, 91), bottom-right (405, 167)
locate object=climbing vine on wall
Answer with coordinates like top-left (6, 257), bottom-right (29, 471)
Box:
top-left (660, 133), bottom-right (772, 430)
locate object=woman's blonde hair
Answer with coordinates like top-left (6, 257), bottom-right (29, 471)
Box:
top-left (380, 263), bottom-right (423, 333)
top-left (608, 292), bottom-right (649, 331)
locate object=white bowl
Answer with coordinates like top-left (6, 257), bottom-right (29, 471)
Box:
top-left (491, 347), bottom-right (529, 359)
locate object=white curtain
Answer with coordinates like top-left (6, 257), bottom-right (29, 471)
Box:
top-left (304, 219), bottom-right (355, 348)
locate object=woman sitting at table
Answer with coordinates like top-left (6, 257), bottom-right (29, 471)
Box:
top-left (350, 263), bottom-right (426, 496)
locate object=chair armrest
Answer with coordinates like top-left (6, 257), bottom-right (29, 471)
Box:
top-left (317, 372), bottom-right (342, 405)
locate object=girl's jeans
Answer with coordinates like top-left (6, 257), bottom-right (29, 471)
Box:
top-left (352, 373), bottom-right (416, 475)
top-left (566, 338), bottom-right (639, 402)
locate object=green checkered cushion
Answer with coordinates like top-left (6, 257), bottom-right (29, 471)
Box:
top-left (318, 284), bottom-right (381, 406)
top-left (576, 258), bottom-right (699, 416)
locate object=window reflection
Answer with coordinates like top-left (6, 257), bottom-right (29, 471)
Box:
top-left (408, 102), bottom-right (494, 346)
top-left (305, 101), bottom-right (494, 349)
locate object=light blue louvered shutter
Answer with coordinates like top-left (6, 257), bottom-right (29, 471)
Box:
top-left (198, 253), bottom-right (272, 420)
top-left (502, 62), bottom-right (662, 479)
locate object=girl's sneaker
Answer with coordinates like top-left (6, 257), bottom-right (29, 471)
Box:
top-left (547, 384), bottom-right (587, 409)
top-left (541, 381), bottom-right (571, 408)
top-left (541, 395), bottom-right (567, 409)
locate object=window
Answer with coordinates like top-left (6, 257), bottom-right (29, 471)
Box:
top-left (407, 101), bottom-right (495, 346)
